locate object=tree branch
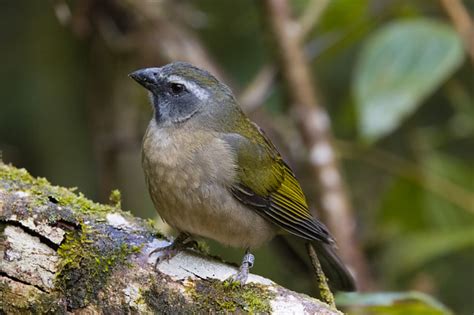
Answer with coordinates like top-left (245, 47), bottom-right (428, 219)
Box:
top-left (0, 162), bottom-right (340, 314)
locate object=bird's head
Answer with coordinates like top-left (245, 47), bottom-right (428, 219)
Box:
top-left (129, 62), bottom-right (236, 128)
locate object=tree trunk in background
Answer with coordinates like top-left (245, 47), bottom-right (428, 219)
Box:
top-left (262, 0), bottom-right (373, 290)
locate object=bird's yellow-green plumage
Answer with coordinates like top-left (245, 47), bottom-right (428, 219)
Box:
top-left (224, 115), bottom-right (333, 244)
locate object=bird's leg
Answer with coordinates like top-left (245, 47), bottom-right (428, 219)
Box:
top-left (149, 232), bottom-right (196, 269)
top-left (232, 248), bottom-right (255, 285)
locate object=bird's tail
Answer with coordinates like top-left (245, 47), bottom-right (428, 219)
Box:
top-left (308, 242), bottom-right (356, 292)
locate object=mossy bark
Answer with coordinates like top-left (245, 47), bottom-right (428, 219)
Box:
top-left (0, 162), bottom-right (340, 314)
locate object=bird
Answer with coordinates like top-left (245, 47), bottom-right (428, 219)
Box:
top-left (129, 61), bottom-right (355, 291)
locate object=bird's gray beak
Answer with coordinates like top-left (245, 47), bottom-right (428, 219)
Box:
top-left (129, 67), bottom-right (160, 90)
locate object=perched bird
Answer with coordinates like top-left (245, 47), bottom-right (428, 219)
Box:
top-left (130, 62), bottom-right (355, 291)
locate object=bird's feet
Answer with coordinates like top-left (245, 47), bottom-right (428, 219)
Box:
top-left (227, 249), bottom-right (254, 286)
top-left (149, 233), bottom-right (197, 269)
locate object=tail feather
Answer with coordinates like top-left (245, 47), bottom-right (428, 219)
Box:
top-left (310, 242), bottom-right (356, 292)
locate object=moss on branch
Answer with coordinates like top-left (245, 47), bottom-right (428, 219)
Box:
top-left (0, 162), bottom-right (339, 314)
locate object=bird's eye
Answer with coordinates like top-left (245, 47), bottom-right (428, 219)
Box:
top-left (170, 82), bottom-right (186, 95)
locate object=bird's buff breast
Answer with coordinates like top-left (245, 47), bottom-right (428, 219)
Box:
top-left (142, 121), bottom-right (276, 249)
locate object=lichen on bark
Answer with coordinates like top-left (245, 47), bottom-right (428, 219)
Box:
top-left (0, 162), bottom-right (340, 314)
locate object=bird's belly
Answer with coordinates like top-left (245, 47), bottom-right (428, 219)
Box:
top-left (142, 129), bottom-right (276, 249)
top-left (146, 164), bottom-right (275, 249)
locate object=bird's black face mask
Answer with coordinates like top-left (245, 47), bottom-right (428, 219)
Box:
top-left (150, 87), bottom-right (202, 125)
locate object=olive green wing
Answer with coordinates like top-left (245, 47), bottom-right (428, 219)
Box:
top-left (221, 128), bottom-right (333, 244)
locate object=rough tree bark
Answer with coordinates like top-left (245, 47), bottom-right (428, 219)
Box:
top-left (0, 162), bottom-right (340, 314)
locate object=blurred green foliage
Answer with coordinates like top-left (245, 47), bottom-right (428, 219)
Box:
top-left (1, 1), bottom-right (473, 314)
top-left (354, 19), bottom-right (464, 142)
top-left (337, 291), bottom-right (452, 315)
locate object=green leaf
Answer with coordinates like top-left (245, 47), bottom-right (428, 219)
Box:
top-left (337, 291), bottom-right (452, 315)
top-left (353, 19), bottom-right (464, 143)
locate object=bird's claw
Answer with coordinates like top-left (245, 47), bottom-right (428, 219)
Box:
top-left (227, 251), bottom-right (254, 286)
top-left (149, 233), bottom-right (195, 269)
top-left (228, 269), bottom-right (249, 286)
top-left (150, 247), bottom-right (180, 269)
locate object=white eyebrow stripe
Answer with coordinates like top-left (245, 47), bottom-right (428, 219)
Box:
top-left (167, 74), bottom-right (210, 101)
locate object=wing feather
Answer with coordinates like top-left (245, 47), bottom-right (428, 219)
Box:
top-left (222, 130), bottom-right (333, 244)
